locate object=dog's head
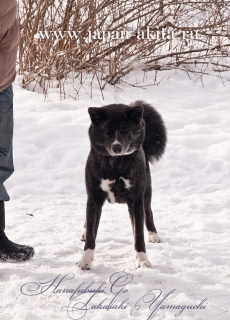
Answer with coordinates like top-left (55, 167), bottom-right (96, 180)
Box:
top-left (88, 104), bottom-right (145, 156)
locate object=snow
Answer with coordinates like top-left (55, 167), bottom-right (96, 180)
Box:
top-left (0, 70), bottom-right (230, 320)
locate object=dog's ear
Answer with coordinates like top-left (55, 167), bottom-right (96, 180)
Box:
top-left (126, 106), bottom-right (143, 123)
top-left (88, 107), bottom-right (106, 124)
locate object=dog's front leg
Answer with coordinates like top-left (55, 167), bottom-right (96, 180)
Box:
top-left (77, 198), bottom-right (103, 270)
top-left (128, 198), bottom-right (151, 268)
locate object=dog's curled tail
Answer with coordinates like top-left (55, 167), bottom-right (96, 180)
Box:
top-left (130, 101), bottom-right (167, 165)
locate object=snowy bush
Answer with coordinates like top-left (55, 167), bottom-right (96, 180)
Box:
top-left (18, 0), bottom-right (230, 96)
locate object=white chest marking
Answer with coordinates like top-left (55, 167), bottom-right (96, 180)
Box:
top-left (100, 179), bottom-right (116, 203)
top-left (120, 177), bottom-right (132, 189)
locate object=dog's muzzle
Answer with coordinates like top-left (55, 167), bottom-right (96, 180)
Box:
top-left (112, 143), bottom-right (122, 154)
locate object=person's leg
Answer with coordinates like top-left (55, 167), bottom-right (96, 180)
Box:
top-left (0, 85), bottom-right (14, 201)
top-left (0, 85), bottom-right (34, 262)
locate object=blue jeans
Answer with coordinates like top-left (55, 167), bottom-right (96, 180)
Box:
top-left (0, 85), bottom-right (14, 201)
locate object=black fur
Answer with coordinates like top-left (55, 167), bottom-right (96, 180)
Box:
top-left (131, 101), bottom-right (167, 161)
top-left (77, 101), bottom-right (167, 269)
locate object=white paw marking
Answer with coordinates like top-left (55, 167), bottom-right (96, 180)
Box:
top-left (120, 177), bottom-right (132, 189)
top-left (149, 232), bottom-right (160, 243)
top-left (100, 179), bottom-right (116, 203)
top-left (135, 251), bottom-right (151, 268)
top-left (77, 249), bottom-right (94, 270)
top-left (79, 227), bottom-right (86, 241)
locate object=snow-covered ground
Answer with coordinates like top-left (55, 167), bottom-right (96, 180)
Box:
top-left (0, 70), bottom-right (230, 320)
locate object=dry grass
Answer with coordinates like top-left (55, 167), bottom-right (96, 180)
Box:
top-left (18, 0), bottom-right (230, 97)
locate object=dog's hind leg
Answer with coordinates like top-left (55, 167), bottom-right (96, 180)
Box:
top-left (77, 198), bottom-right (103, 270)
top-left (128, 198), bottom-right (151, 268)
top-left (144, 169), bottom-right (160, 243)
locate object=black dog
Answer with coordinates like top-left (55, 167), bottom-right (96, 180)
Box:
top-left (77, 101), bottom-right (167, 269)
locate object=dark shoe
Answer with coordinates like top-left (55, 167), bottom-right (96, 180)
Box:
top-left (0, 242), bottom-right (34, 262)
top-left (0, 201), bottom-right (35, 262)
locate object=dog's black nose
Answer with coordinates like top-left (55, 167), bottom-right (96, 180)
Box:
top-left (112, 143), bottom-right (122, 154)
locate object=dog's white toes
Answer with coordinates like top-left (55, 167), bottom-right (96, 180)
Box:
top-left (77, 249), bottom-right (94, 269)
top-left (149, 232), bottom-right (160, 243)
top-left (76, 260), bottom-right (91, 270)
top-left (135, 251), bottom-right (151, 268)
top-left (79, 228), bottom-right (86, 241)
top-left (136, 260), bottom-right (152, 268)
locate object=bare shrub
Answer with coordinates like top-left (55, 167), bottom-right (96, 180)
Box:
top-left (18, 0), bottom-right (230, 96)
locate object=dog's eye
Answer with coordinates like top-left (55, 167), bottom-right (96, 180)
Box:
top-left (104, 130), bottom-right (111, 135)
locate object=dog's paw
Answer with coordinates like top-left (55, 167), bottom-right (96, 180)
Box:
top-left (149, 232), bottom-right (160, 243)
top-left (136, 260), bottom-right (152, 268)
top-left (135, 252), bottom-right (151, 268)
top-left (76, 249), bottom-right (94, 270)
top-left (79, 228), bottom-right (86, 241)
top-left (76, 260), bottom-right (91, 270)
